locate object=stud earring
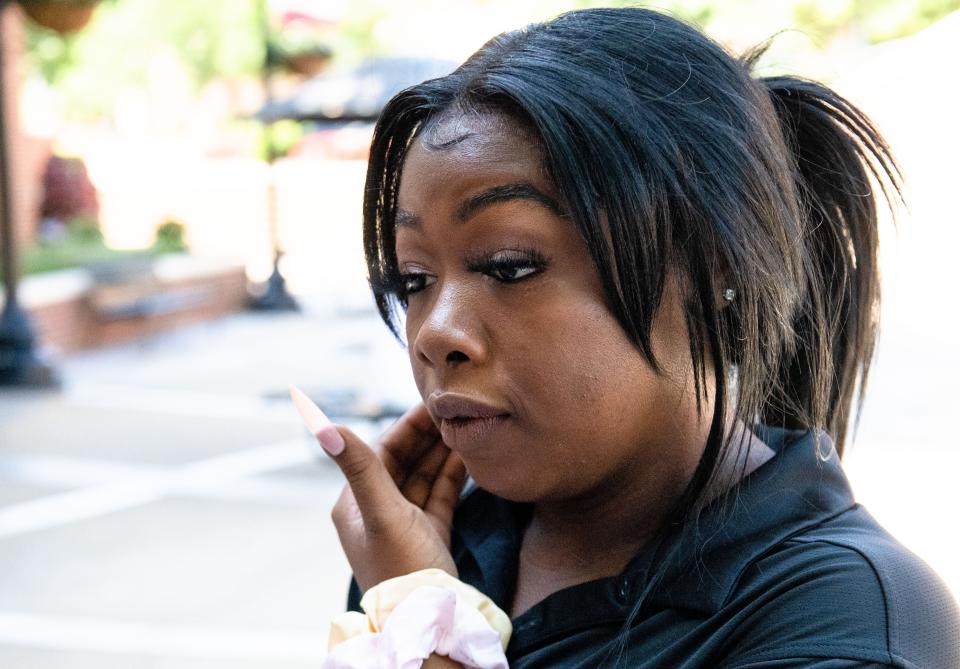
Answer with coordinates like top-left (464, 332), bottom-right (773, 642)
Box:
top-left (723, 288), bottom-right (736, 302)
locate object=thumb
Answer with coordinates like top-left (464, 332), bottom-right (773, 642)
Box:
top-left (290, 385), bottom-right (403, 523)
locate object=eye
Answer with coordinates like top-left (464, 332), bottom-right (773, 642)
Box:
top-left (468, 248), bottom-right (549, 284)
top-left (487, 261), bottom-right (540, 282)
top-left (398, 271), bottom-right (435, 296)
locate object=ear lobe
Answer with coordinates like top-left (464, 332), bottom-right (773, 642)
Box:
top-left (711, 286), bottom-right (736, 310)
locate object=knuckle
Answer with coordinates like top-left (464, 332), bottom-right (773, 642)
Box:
top-left (341, 452), bottom-right (376, 484)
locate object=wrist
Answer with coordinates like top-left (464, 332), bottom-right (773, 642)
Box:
top-left (357, 569), bottom-right (509, 649)
top-left (354, 560), bottom-right (458, 595)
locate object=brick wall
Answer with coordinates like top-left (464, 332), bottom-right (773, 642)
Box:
top-left (29, 265), bottom-right (249, 354)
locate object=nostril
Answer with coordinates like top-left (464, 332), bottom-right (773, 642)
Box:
top-left (446, 350), bottom-right (469, 365)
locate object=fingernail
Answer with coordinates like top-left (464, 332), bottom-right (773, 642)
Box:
top-left (315, 424), bottom-right (346, 456)
top-left (289, 385), bottom-right (345, 456)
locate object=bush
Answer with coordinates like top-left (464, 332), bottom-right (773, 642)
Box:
top-left (152, 219), bottom-right (188, 253)
top-left (65, 215), bottom-right (103, 243)
top-left (3, 217), bottom-right (186, 279)
top-left (40, 154), bottom-right (99, 223)
top-left (17, 237), bottom-right (127, 276)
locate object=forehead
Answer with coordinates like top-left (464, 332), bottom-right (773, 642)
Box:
top-left (398, 110), bottom-right (550, 204)
top-left (418, 109), bottom-right (537, 157)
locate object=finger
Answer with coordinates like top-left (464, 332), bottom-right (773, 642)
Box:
top-left (400, 441), bottom-right (451, 508)
top-left (330, 424), bottom-right (415, 529)
top-left (424, 452), bottom-right (468, 537)
top-left (377, 403), bottom-right (442, 484)
top-left (291, 386), bottom-right (404, 527)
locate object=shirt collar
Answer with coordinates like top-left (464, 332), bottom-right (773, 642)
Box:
top-left (645, 426), bottom-right (855, 613)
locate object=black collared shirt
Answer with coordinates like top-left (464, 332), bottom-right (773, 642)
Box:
top-left (348, 427), bottom-right (960, 668)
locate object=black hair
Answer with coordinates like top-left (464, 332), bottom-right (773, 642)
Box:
top-left (362, 1), bottom-right (900, 612)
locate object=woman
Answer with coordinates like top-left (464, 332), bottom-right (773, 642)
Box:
top-left (293, 7), bottom-right (960, 668)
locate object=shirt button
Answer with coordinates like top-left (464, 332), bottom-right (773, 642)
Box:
top-left (617, 578), bottom-right (630, 602)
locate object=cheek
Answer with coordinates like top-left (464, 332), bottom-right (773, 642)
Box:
top-left (511, 298), bottom-right (652, 424)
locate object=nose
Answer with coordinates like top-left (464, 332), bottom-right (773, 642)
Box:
top-left (411, 283), bottom-right (487, 369)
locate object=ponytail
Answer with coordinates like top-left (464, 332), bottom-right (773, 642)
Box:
top-left (757, 75), bottom-right (903, 454)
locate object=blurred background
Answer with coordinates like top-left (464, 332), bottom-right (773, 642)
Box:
top-left (0, 0), bottom-right (957, 666)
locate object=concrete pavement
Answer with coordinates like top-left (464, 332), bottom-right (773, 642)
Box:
top-left (0, 297), bottom-right (420, 667)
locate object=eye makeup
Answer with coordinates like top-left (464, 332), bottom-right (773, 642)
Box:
top-left (463, 247), bottom-right (550, 283)
top-left (386, 246), bottom-right (551, 303)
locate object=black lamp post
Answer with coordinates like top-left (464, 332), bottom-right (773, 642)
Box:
top-left (0, 0), bottom-right (56, 386)
top-left (247, 0), bottom-right (298, 312)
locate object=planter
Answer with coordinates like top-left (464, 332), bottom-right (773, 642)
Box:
top-left (5, 256), bottom-right (249, 353)
top-left (18, 1), bottom-right (99, 35)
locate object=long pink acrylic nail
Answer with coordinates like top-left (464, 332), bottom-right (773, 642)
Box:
top-left (289, 385), bottom-right (345, 456)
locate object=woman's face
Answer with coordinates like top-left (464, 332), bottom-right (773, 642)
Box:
top-left (395, 111), bottom-right (707, 504)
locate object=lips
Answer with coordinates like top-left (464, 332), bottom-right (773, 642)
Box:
top-left (428, 393), bottom-right (508, 420)
top-left (427, 393), bottom-right (510, 451)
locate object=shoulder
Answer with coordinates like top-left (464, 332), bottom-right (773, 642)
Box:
top-left (721, 505), bottom-right (959, 669)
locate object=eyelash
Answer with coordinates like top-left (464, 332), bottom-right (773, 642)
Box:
top-left (393, 248), bottom-right (549, 300)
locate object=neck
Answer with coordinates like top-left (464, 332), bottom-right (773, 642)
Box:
top-left (522, 421), bottom-right (774, 574)
top-left (523, 453), bottom-right (691, 574)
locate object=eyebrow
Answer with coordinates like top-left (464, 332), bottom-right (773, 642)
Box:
top-left (395, 182), bottom-right (562, 230)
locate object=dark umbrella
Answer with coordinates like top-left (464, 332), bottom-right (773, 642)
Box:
top-left (256, 56), bottom-right (457, 123)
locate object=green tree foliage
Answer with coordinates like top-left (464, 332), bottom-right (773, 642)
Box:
top-left (25, 0), bottom-right (265, 119)
top-left (794, 0), bottom-right (960, 43)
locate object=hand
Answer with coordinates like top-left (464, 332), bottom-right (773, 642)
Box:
top-left (291, 388), bottom-right (467, 592)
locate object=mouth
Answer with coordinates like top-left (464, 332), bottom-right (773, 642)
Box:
top-left (439, 415), bottom-right (510, 451)
top-left (428, 393), bottom-right (511, 451)
top-left (440, 414), bottom-right (509, 452)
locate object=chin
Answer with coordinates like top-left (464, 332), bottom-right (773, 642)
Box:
top-left (464, 461), bottom-right (545, 503)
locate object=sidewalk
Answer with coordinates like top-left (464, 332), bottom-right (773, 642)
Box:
top-left (0, 297), bottom-right (419, 668)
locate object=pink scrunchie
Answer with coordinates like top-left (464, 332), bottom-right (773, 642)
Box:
top-left (323, 585), bottom-right (509, 669)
